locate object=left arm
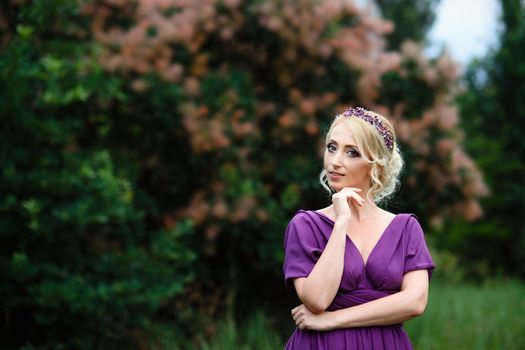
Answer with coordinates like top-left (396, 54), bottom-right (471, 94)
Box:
top-left (292, 269), bottom-right (429, 331)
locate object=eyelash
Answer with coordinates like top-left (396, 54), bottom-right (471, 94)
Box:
top-left (326, 143), bottom-right (360, 157)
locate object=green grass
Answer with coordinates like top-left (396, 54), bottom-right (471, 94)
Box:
top-left (192, 312), bottom-right (283, 350)
top-left (406, 280), bottom-right (525, 349)
top-left (164, 280), bottom-right (525, 349)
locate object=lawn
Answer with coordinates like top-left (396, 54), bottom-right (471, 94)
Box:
top-left (166, 280), bottom-right (525, 349)
top-left (406, 280), bottom-right (525, 349)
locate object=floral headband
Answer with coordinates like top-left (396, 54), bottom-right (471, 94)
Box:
top-left (336, 107), bottom-right (394, 152)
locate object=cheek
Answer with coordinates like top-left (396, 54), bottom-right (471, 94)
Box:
top-left (323, 151), bottom-right (330, 167)
top-left (361, 164), bottom-right (372, 174)
top-left (352, 162), bottom-right (372, 177)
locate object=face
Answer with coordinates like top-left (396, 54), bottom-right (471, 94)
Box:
top-left (324, 121), bottom-right (372, 193)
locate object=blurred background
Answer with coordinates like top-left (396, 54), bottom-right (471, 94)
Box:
top-left (1, 0), bottom-right (524, 349)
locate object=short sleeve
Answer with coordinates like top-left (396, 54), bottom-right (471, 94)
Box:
top-left (404, 215), bottom-right (436, 278)
top-left (282, 213), bottom-right (322, 292)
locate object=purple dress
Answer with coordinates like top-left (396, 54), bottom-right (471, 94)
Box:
top-left (282, 210), bottom-right (435, 350)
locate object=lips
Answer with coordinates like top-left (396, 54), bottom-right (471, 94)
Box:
top-left (328, 171), bottom-right (345, 178)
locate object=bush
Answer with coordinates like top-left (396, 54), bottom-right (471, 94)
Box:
top-left (0, 0), bottom-right (488, 348)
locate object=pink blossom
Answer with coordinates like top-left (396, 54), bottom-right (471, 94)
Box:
top-left (436, 139), bottom-right (454, 156)
top-left (256, 209), bottom-right (268, 222)
top-left (220, 27), bottom-right (234, 40)
top-left (436, 105), bottom-right (459, 131)
top-left (299, 99), bottom-right (316, 115)
top-left (131, 79), bottom-right (149, 92)
top-left (436, 51), bottom-right (461, 81)
top-left (278, 112), bottom-right (295, 127)
top-left (184, 77), bottom-right (201, 96)
top-left (224, 0), bottom-right (240, 9)
top-left (205, 225), bottom-right (220, 241)
top-left (184, 191), bottom-right (210, 224)
top-left (305, 120), bottom-right (319, 136)
top-left (463, 200), bottom-right (483, 221)
top-left (163, 63), bottom-right (184, 82)
top-left (212, 201), bottom-right (228, 219)
top-left (163, 213), bottom-right (177, 230)
top-left (211, 180), bottom-right (225, 194)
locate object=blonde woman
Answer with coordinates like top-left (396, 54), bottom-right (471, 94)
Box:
top-left (283, 107), bottom-right (435, 349)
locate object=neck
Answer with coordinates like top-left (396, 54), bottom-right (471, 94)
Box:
top-left (349, 199), bottom-right (379, 221)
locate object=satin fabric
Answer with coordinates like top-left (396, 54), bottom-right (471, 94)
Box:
top-left (283, 210), bottom-right (435, 350)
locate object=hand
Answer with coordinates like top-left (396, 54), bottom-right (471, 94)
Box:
top-left (291, 304), bottom-right (334, 332)
top-left (332, 187), bottom-right (364, 221)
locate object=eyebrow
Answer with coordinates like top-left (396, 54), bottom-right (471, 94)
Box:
top-left (327, 139), bottom-right (358, 148)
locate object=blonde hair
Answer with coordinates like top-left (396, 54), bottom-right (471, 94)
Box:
top-left (319, 110), bottom-right (404, 204)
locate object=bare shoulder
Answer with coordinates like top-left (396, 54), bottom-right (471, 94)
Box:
top-left (315, 205), bottom-right (335, 220)
top-left (379, 208), bottom-right (396, 222)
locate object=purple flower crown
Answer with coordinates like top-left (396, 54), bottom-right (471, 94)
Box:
top-left (336, 106), bottom-right (394, 152)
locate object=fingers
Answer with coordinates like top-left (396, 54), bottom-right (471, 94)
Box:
top-left (336, 187), bottom-right (363, 198)
top-left (291, 305), bottom-right (300, 314)
top-left (348, 192), bottom-right (364, 206)
top-left (291, 305), bottom-right (308, 330)
top-left (344, 187), bottom-right (362, 192)
top-left (339, 187), bottom-right (364, 198)
top-left (334, 187), bottom-right (365, 206)
top-left (291, 305), bottom-right (301, 319)
top-left (293, 313), bottom-right (304, 329)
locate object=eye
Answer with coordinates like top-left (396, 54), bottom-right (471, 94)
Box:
top-left (347, 148), bottom-right (360, 157)
top-left (326, 143), bottom-right (336, 152)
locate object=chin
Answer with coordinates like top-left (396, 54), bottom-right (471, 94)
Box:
top-left (328, 183), bottom-right (344, 192)
top-left (329, 182), bottom-right (363, 192)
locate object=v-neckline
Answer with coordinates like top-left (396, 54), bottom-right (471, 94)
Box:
top-left (312, 210), bottom-right (399, 269)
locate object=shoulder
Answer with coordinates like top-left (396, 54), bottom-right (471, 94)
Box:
top-left (389, 213), bottom-right (425, 239)
top-left (403, 213), bottom-right (424, 229)
top-left (284, 210), bottom-right (322, 242)
top-left (397, 214), bottom-right (428, 245)
top-left (393, 213), bottom-right (422, 226)
top-left (287, 210), bottom-right (316, 229)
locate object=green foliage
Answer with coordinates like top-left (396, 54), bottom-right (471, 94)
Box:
top-left (376, 0), bottom-right (439, 49)
top-left (455, 0), bottom-right (525, 277)
top-left (428, 248), bottom-right (466, 284)
top-left (379, 69), bottom-right (436, 119)
top-left (173, 281), bottom-right (525, 350)
top-left (149, 311), bottom-right (284, 350)
top-left (0, 1), bottom-right (196, 349)
top-left (191, 313), bottom-right (283, 350)
top-left (0, 0), bottom-right (494, 348)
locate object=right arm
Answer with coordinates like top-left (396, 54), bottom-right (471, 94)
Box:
top-left (293, 188), bottom-right (363, 313)
top-left (293, 217), bottom-right (349, 313)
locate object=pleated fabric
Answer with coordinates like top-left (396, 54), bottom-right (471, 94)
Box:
top-left (283, 210), bottom-right (435, 350)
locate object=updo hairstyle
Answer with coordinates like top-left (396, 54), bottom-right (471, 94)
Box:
top-left (319, 109), bottom-right (404, 204)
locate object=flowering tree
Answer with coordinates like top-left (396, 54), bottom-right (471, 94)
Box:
top-left (82, 0), bottom-right (488, 336)
top-left (1, 0), bottom-right (487, 347)
top-left (84, 0), bottom-right (486, 223)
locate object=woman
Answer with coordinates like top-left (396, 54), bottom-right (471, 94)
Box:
top-left (282, 107), bottom-right (435, 349)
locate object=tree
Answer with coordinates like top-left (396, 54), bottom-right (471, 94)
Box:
top-left (85, 0), bottom-right (486, 336)
top-left (454, 0), bottom-right (525, 277)
top-left (0, 1), bottom-right (196, 348)
top-left (1, 0), bottom-right (486, 348)
top-left (376, 0), bottom-right (439, 50)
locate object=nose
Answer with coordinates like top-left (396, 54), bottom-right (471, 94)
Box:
top-left (331, 151), bottom-right (343, 167)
